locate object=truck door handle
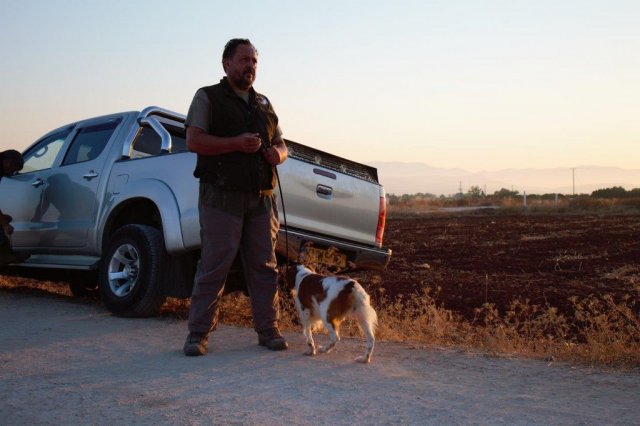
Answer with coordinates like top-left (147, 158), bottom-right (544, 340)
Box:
top-left (31, 178), bottom-right (45, 188)
top-left (313, 168), bottom-right (337, 179)
top-left (83, 171), bottom-right (99, 180)
top-left (316, 184), bottom-right (333, 196)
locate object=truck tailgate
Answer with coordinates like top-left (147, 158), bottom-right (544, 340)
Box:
top-left (275, 141), bottom-right (382, 247)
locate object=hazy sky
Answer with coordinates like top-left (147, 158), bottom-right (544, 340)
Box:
top-left (1, 0), bottom-right (638, 172)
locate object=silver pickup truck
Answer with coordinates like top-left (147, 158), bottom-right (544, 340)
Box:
top-left (0, 107), bottom-right (391, 316)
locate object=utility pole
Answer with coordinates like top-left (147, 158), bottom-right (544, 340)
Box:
top-left (572, 168), bottom-right (575, 196)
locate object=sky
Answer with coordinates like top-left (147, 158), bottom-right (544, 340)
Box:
top-left (1, 0), bottom-right (638, 175)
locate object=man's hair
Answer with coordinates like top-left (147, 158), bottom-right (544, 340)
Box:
top-left (222, 38), bottom-right (255, 61)
top-left (1, 150), bottom-right (24, 169)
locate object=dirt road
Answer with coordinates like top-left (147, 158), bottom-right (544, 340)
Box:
top-left (1, 292), bottom-right (639, 425)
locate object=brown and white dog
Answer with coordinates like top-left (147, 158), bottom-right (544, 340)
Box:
top-left (287, 264), bottom-right (378, 363)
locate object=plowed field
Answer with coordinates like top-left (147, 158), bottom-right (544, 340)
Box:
top-left (364, 213), bottom-right (640, 319)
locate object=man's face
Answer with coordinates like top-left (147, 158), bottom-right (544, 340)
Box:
top-left (224, 44), bottom-right (258, 91)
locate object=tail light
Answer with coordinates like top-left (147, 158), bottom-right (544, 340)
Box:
top-left (375, 194), bottom-right (387, 248)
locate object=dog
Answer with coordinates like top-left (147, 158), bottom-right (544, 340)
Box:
top-left (287, 264), bottom-right (378, 363)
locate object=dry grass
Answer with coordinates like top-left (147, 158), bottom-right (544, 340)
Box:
top-left (0, 275), bottom-right (73, 296)
top-left (164, 279), bottom-right (639, 369)
top-left (3, 269), bottom-right (639, 369)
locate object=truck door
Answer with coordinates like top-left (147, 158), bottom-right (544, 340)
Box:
top-left (3, 128), bottom-right (73, 249)
top-left (33, 118), bottom-right (121, 247)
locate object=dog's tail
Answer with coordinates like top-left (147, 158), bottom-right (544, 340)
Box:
top-left (352, 281), bottom-right (377, 363)
top-left (353, 284), bottom-right (378, 328)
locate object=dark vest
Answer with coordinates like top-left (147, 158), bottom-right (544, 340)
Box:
top-left (193, 77), bottom-right (278, 192)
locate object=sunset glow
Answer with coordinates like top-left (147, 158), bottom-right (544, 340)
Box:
top-left (1, 1), bottom-right (638, 187)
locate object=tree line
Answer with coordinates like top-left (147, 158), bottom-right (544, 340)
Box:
top-left (388, 186), bottom-right (640, 203)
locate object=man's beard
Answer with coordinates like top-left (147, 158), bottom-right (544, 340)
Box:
top-left (232, 70), bottom-right (255, 90)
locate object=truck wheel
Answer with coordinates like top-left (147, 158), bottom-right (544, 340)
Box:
top-left (99, 224), bottom-right (166, 317)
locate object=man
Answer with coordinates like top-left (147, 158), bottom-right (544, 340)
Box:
top-left (183, 39), bottom-right (289, 356)
top-left (0, 149), bottom-right (29, 265)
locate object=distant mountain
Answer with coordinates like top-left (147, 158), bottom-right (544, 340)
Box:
top-left (371, 162), bottom-right (640, 196)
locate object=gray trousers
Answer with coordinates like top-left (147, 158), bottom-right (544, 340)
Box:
top-left (188, 192), bottom-right (280, 335)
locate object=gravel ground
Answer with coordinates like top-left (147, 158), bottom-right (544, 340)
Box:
top-left (1, 291), bottom-right (639, 425)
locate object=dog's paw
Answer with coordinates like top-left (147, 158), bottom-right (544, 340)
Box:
top-left (355, 355), bottom-right (371, 363)
top-left (304, 349), bottom-right (316, 356)
top-left (318, 345), bottom-right (335, 354)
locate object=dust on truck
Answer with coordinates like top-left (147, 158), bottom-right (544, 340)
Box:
top-left (0, 107), bottom-right (391, 316)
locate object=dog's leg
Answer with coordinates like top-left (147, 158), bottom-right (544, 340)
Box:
top-left (355, 304), bottom-right (376, 363)
top-left (355, 325), bottom-right (374, 363)
top-left (300, 309), bottom-right (316, 356)
top-left (318, 319), bottom-right (339, 354)
top-left (303, 325), bottom-right (316, 356)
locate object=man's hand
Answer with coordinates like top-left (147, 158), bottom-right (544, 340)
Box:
top-left (187, 127), bottom-right (263, 156)
top-left (262, 147), bottom-right (283, 166)
top-left (236, 133), bottom-right (262, 153)
top-left (262, 137), bottom-right (288, 166)
top-left (186, 127), bottom-right (286, 160)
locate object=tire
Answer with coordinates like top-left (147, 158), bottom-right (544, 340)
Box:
top-left (98, 224), bottom-right (166, 317)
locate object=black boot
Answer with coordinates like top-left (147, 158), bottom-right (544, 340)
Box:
top-left (258, 328), bottom-right (288, 351)
top-left (183, 332), bottom-right (209, 356)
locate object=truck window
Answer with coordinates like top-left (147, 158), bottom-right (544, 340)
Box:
top-left (131, 124), bottom-right (186, 158)
top-left (62, 119), bottom-right (121, 166)
top-left (21, 129), bottom-right (73, 174)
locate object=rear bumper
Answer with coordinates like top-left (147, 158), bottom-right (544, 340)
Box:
top-left (276, 227), bottom-right (392, 270)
